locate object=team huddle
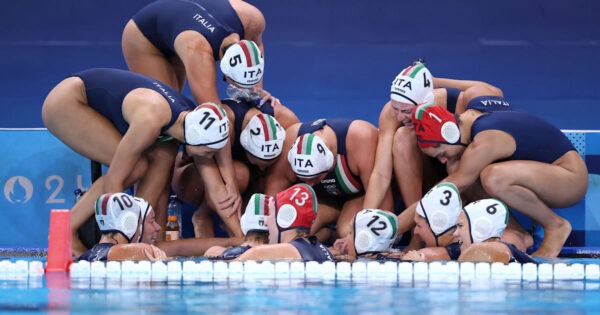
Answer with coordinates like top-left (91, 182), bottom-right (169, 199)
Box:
top-left (41, 0), bottom-right (588, 264)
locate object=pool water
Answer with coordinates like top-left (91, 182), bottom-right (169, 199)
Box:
top-left (1, 258), bottom-right (599, 314)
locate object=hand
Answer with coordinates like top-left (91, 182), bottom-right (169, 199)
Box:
top-left (143, 244), bottom-right (168, 262)
top-left (332, 236), bottom-right (350, 254)
top-left (224, 183), bottom-right (242, 218)
top-left (253, 87), bottom-right (281, 108)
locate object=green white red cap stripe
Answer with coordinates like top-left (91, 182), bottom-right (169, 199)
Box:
top-left (257, 114), bottom-right (278, 141)
top-left (238, 40), bottom-right (261, 67)
top-left (414, 103), bottom-right (436, 120)
top-left (196, 102), bottom-right (226, 120)
top-left (296, 134), bottom-right (314, 154)
top-left (401, 64), bottom-right (425, 78)
top-left (96, 193), bottom-right (114, 215)
top-left (252, 194), bottom-right (271, 216)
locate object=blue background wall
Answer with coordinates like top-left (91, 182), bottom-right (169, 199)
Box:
top-left (1, 0), bottom-right (599, 128)
top-left (0, 0), bottom-right (599, 249)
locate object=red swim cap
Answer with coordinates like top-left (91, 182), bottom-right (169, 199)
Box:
top-left (275, 183), bottom-right (318, 231)
top-left (412, 103), bottom-right (461, 148)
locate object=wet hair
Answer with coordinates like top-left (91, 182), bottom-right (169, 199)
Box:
top-left (293, 229), bottom-right (310, 240)
top-left (246, 231), bottom-right (270, 244)
top-left (221, 43), bottom-right (235, 59)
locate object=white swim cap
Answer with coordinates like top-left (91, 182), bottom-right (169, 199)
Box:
top-left (354, 209), bottom-right (398, 255)
top-left (390, 63), bottom-right (434, 105)
top-left (287, 133), bottom-right (334, 178)
top-left (240, 113), bottom-right (286, 160)
top-left (220, 40), bottom-right (264, 88)
top-left (416, 182), bottom-right (462, 237)
top-left (133, 196), bottom-right (152, 243)
top-left (184, 102), bottom-right (230, 148)
top-left (95, 193), bottom-right (141, 243)
top-left (463, 198), bottom-right (509, 243)
top-left (240, 193), bottom-right (273, 235)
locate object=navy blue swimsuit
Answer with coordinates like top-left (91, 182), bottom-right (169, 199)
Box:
top-left (466, 95), bottom-right (518, 112)
top-left (471, 111), bottom-right (575, 163)
top-left (132, 0), bottom-right (244, 60)
top-left (445, 242), bottom-right (462, 260)
top-left (77, 243), bottom-right (115, 262)
top-left (500, 241), bottom-right (537, 264)
top-left (73, 68), bottom-right (196, 135)
top-left (444, 87), bottom-right (518, 113)
top-left (444, 88), bottom-right (460, 113)
top-left (297, 119), bottom-right (364, 204)
top-left (290, 236), bottom-right (334, 262)
top-left (209, 245), bottom-right (252, 260)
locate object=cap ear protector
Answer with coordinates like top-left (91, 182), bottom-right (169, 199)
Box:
top-left (240, 113), bottom-right (286, 161)
top-left (287, 133), bottom-right (335, 178)
top-left (412, 103), bottom-right (461, 148)
top-left (353, 209), bottom-right (398, 255)
top-left (133, 196), bottom-right (152, 243)
top-left (95, 193), bottom-right (141, 243)
top-left (220, 40), bottom-right (264, 88)
top-left (415, 182), bottom-right (462, 246)
top-left (463, 198), bottom-right (509, 244)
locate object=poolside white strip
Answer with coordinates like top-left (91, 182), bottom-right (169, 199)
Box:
top-left (1, 260), bottom-right (598, 282)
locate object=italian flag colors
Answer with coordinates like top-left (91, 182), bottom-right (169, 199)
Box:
top-left (401, 64), bottom-right (425, 78)
top-left (334, 154), bottom-right (362, 195)
top-left (256, 114), bottom-right (279, 141)
top-left (197, 102), bottom-right (226, 119)
top-left (252, 194), bottom-right (271, 216)
top-left (238, 40), bottom-right (262, 67)
top-left (95, 193), bottom-right (114, 216)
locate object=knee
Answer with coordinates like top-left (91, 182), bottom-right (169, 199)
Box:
top-left (480, 164), bottom-right (508, 197)
top-left (171, 163), bottom-right (204, 205)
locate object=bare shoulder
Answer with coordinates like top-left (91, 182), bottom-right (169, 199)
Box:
top-left (237, 243), bottom-right (300, 260)
top-left (107, 243), bottom-right (150, 261)
top-left (230, 0), bottom-right (266, 36)
top-left (273, 104), bottom-right (300, 129)
top-left (462, 85), bottom-right (503, 104)
top-left (419, 246), bottom-right (451, 261)
top-left (349, 119), bottom-right (378, 136)
top-left (459, 242), bottom-right (511, 263)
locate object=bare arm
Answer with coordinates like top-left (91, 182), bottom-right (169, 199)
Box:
top-left (443, 131), bottom-right (516, 191)
top-left (364, 104), bottom-right (399, 209)
top-left (273, 104), bottom-right (300, 129)
top-left (103, 92), bottom-right (170, 192)
top-left (264, 124), bottom-right (299, 196)
top-left (214, 138), bottom-right (242, 213)
top-left (156, 237), bottom-right (244, 257)
top-left (174, 34), bottom-right (221, 105)
top-left (433, 77), bottom-right (503, 114)
top-left (348, 120), bottom-right (382, 208)
top-left (108, 243), bottom-right (167, 262)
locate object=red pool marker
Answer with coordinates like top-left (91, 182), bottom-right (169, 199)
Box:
top-left (45, 209), bottom-right (72, 272)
